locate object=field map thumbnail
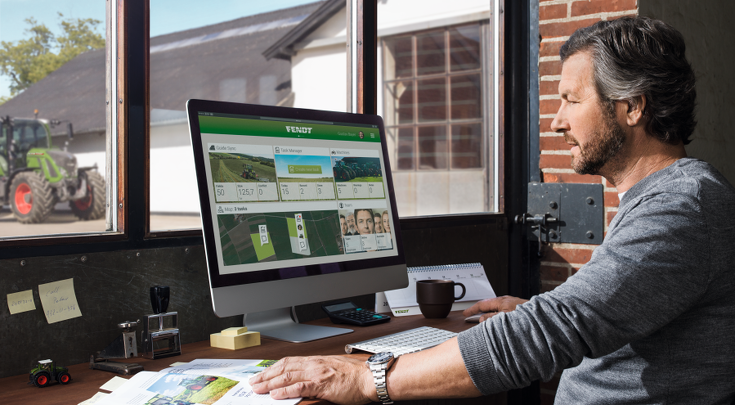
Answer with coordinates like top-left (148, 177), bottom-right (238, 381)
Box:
top-left (218, 210), bottom-right (343, 266)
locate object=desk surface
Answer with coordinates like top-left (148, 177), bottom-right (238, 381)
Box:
top-left (2, 311), bottom-right (504, 405)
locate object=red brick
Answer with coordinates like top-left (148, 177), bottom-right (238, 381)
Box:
top-left (544, 246), bottom-right (594, 264)
top-left (540, 80), bottom-right (560, 96)
top-left (540, 118), bottom-right (557, 133)
top-left (540, 18), bottom-right (600, 38)
top-left (540, 3), bottom-right (567, 20)
top-left (540, 40), bottom-right (564, 58)
top-left (571, 0), bottom-right (637, 17)
top-left (540, 282), bottom-right (562, 294)
top-left (540, 99), bottom-right (561, 115)
top-left (540, 154), bottom-right (572, 170)
top-left (607, 210), bottom-right (618, 226)
top-left (539, 60), bottom-right (562, 76)
top-left (540, 135), bottom-right (569, 151)
top-left (604, 191), bottom-right (619, 207)
top-left (541, 265), bottom-right (570, 282)
top-left (542, 172), bottom-right (603, 184)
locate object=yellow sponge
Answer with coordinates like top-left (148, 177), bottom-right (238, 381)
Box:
top-left (221, 326), bottom-right (248, 336)
top-left (210, 330), bottom-right (261, 350)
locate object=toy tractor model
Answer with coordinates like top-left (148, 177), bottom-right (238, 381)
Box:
top-left (29, 359), bottom-right (71, 388)
top-left (241, 164), bottom-right (257, 180)
top-left (0, 116), bottom-right (106, 224)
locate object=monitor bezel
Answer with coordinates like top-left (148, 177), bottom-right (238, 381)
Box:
top-left (187, 99), bottom-right (407, 291)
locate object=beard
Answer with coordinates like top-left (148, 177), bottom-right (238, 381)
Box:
top-left (566, 109), bottom-right (626, 175)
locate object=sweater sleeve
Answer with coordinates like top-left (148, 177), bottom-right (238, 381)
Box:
top-left (458, 191), bottom-right (711, 395)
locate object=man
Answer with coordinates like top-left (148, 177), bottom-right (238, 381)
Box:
top-left (355, 208), bottom-right (374, 235)
top-left (345, 213), bottom-right (358, 235)
top-left (339, 214), bottom-right (348, 236)
top-left (250, 17), bottom-right (735, 404)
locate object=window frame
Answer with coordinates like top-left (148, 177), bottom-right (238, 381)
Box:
top-left (0, 0), bottom-right (510, 260)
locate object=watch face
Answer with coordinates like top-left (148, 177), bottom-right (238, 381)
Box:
top-left (368, 352), bottom-right (394, 364)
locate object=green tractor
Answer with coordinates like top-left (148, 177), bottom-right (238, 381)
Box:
top-left (29, 359), bottom-right (71, 388)
top-left (241, 164), bottom-right (257, 180)
top-left (0, 116), bottom-right (105, 224)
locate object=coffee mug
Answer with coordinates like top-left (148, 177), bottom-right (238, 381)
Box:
top-left (416, 280), bottom-right (466, 318)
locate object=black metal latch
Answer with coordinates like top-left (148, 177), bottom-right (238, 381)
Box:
top-left (516, 183), bottom-right (604, 255)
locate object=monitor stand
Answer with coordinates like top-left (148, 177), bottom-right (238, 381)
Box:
top-left (244, 307), bottom-right (353, 343)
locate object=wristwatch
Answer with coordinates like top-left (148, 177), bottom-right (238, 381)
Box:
top-left (366, 352), bottom-right (396, 404)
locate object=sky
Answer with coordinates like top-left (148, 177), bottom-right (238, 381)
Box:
top-left (0, 0), bottom-right (317, 99)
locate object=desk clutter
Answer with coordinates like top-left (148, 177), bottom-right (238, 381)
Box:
top-left (85, 359), bottom-right (298, 405)
top-left (210, 326), bottom-right (261, 350)
top-left (380, 263), bottom-right (496, 317)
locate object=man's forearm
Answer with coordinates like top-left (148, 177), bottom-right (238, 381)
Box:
top-left (385, 337), bottom-right (482, 400)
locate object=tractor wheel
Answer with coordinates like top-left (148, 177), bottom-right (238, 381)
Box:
top-left (57, 371), bottom-right (71, 384)
top-left (9, 171), bottom-right (55, 224)
top-left (70, 171), bottom-right (105, 220)
top-left (33, 371), bottom-right (51, 388)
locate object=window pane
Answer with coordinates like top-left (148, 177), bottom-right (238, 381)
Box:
top-left (379, 5), bottom-right (494, 216)
top-left (383, 35), bottom-right (413, 80)
top-left (0, 0), bottom-right (111, 239)
top-left (417, 78), bottom-right (446, 121)
top-left (149, 1), bottom-right (336, 232)
top-left (452, 123), bottom-right (482, 169)
top-left (384, 81), bottom-right (415, 126)
top-left (449, 24), bottom-right (481, 72)
top-left (416, 30), bottom-right (445, 76)
top-left (418, 126), bottom-right (447, 169)
top-left (397, 127), bottom-right (415, 170)
top-left (451, 74), bottom-right (482, 119)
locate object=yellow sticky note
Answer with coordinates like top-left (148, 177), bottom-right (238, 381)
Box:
top-left (7, 290), bottom-right (36, 314)
top-left (38, 278), bottom-right (82, 324)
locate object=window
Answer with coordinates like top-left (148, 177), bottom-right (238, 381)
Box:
top-left (0, 0), bottom-right (112, 239)
top-left (148, 1), bottom-right (346, 232)
top-left (381, 19), bottom-right (494, 216)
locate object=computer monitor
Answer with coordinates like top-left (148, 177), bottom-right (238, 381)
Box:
top-left (187, 99), bottom-right (408, 343)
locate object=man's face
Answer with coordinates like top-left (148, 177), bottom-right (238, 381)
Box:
top-left (346, 214), bottom-right (356, 232)
top-left (356, 210), bottom-right (374, 235)
top-left (551, 52), bottom-right (626, 176)
top-left (340, 217), bottom-right (347, 235)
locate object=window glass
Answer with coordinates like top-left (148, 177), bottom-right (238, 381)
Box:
top-left (0, 0), bottom-right (110, 238)
top-left (381, 16), bottom-right (493, 216)
top-left (149, 0), bottom-right (345, 232)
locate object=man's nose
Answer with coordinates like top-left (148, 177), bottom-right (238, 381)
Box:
top-left (550, 104), bottom-right (567, 133)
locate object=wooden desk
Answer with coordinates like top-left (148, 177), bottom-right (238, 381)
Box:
top-left (2, 312), bottom-right (505, 405)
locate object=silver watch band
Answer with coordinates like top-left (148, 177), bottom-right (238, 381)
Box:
top-left (370, 363), bottom-right (393, 404)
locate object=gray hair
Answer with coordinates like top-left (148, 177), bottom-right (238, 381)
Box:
top-left (560, 17), bottom-right (696, 145)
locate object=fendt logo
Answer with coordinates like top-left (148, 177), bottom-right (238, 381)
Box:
top-left (395, 309), bottom-right (409, 314)
top-left (285, 126), bottom-right (313, 134)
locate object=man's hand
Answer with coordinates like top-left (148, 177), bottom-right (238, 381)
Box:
top-left (249, 355), bottom-right (376, 404)
top-left (463, 295), bottom-right (529, 322)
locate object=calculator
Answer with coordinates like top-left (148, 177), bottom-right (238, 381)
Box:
top-left (321, 301), bottom-right (391, 326)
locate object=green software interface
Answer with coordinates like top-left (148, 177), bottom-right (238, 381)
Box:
top-left (198, 113), bottom-right (398, 275)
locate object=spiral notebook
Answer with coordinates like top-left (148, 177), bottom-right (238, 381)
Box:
top-left (378, 263), bottom-right (496, 317)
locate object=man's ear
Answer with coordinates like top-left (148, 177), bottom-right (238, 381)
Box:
top-left (625, 95), bottom-right (646, 127)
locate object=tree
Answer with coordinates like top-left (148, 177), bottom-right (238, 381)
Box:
top-left (0, 14), bottom-right (104, 97)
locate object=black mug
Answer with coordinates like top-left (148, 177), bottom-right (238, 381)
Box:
top-left (416, 280), bottom-right (466, 319)
top-left (150, 286), bottom-right (170, 314)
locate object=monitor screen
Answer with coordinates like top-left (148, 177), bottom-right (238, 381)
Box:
top-left (187, 100), bottom-right (408, 342)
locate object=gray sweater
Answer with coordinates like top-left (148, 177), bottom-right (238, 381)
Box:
top-left (458, 158), bottom-right (735, 404)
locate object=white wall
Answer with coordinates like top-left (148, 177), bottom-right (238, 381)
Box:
top-left (149, 122), bottom-right (200, 213)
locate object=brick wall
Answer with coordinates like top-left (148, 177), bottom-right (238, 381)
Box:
top-left (537, 1), bottom-right (638, 403)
